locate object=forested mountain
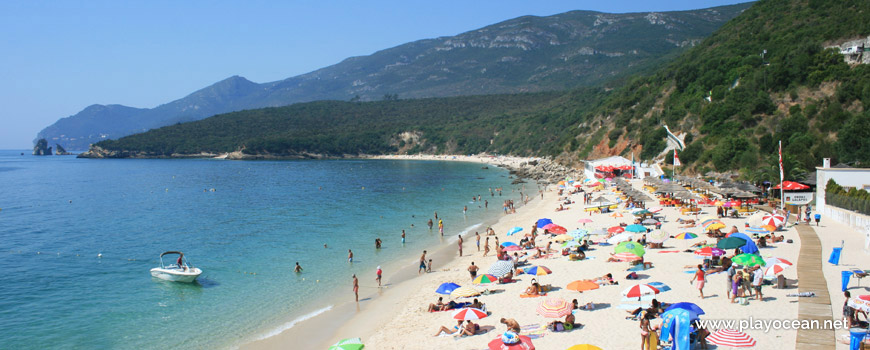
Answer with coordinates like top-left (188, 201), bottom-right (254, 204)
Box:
top-left (83, 0), bottom-right (870, 183)
top-left (41, 3), bottom-right (749, 150)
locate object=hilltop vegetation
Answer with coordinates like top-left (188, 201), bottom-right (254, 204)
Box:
top-left (88, 0), bottom-right (870, 182)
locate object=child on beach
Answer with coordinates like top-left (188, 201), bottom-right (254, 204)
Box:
top-left (484, 237), bottom-right (491, 256)
top-left (427, 259), bottom-right (433, 273)
top-left (690, 264), bottom-right (706, 299)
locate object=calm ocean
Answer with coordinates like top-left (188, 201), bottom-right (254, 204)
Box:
top-left (0, 151), bottom-right (523, 349)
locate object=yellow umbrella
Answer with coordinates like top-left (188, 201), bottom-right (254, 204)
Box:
top-left (552, 234), bottom-right (574, 242)
top-left (705, 223), bottom-right (726, 231)
top-left (450, 286), bottom-right (481, 298)
top-left (566, 345), bottom-right (603, 350)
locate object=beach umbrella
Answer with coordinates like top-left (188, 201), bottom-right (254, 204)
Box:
top-left (761, 214), bottom-right (785, 227)
top-left (745, 226), bottom-right (768, 235)
top-left (502, 245), bottom-right (522, 252)
top-left (633, 209), bottom-right (652, 216)
top-left (436, 282), bottom-right (461, 295)
top-left (488, 334), bottom-right (535, 350)
top-left (849, 297), bottom-right (870, 312)
top-left (607, 232), bottom-right (633, 245)
top-left (524, 266), bottom-right (552, 276)
top-left (622, 284), bottom-right (660, 298)
top-left (551, 234), bottom-right (574, 242)
top-left (704, 222), bottom-right (726, 231)
top-left (487, 260), bottom-right (514, 277)
top-left (772, 181), bottom-right (810, 190)
top-left (566, 345), bottom-right (602, 350)
top-left (473, 274), bottom-right (499, 285)
top-left (536, 218), bottom-right (553, 228)
top-left (451, 286), bottom-right (482, 298)
top-left (673, 232), bottom-right (697, 240)
top-left (647, 282), bottom-right (671, 292)
top-left (729, 232), bottom-right (759, 254)
top-left (568, 229), bottom-right (588, 239)
top-left (577, 218), bottom-right (593, 224)
top-left (764, 257), bottom-right (793, 266)
top-left (761, 224), bottom-right (777, 232)
top-left (453, 307), bottom-right (487, 320)
top-left (665, 302), bottom-right (705, 319)
top-left (566, 280), bottom-right (600, 292)
top-left (625, 224), bottom-right (647, 233)
top-left (707, 329), bottom-right (756, 348)
top-left (536, 297), bottom-right (572, 318)
top-left (732, 254), bottom-right (765, 267)
top-left (548, 225), bottom-right (568, 234)
top-left (507, 227), bottom-right (523, 236)
top-left (607, 226), bottom-right (625, 234)
top-left (717, 237), bottom-right (747, 250)
top-left (589, 229), bottom-right (608, 236)
top-left (329, 337), bottom-right (364, 350)
top-left (647, 230), bottom-right (669, 244)
top-left (614, 241), bottom-right (645, 257)
top-left (763, 264), bottom-right (791, 277)
top-left (610, 212), bottom-right (624, 218)
top-left (561, 240), bottom-right (581, 249)
top-left (694, 247), bottom-right (725, 257)
top-left (501, 242), bottom-right (518, 247)
top-left (612, 252), bottom-right (642, 261)
top-left (859, 295), bottom-right (870, 301)
top-left (641, 218), bottom-right (659, 225)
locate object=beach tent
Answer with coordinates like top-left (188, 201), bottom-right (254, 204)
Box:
top-left (660, 308), bottom-right (693, 350)
top-left (729, 232), bottom-right (759, 254)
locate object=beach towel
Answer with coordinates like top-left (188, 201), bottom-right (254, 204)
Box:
top-left (519, 324), bottom-right (547, 339)
top-left (786, 292), bottom-right (816, 297)
top-left (657, 250), bottom-right (680, 253)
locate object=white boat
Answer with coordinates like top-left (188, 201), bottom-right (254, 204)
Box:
top-left (150, 251), bottom-right (202, 283)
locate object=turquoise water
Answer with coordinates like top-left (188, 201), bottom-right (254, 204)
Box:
top-left (0, 151), bottom-right (521, 349)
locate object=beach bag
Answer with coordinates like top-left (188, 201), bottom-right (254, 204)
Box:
top-left (776, 275), bottom-right (787, 289)
top-left (626, 272), bottom-right (638, 280)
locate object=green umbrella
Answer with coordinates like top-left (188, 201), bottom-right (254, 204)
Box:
top-left (716, 237), bottom-right (747, 250)
top-left (732, 253), bottom-right (765, 267)
top-left (614, 241), bottom-right (645, 257)
top-left (329, 338), bottom-right (364, 350)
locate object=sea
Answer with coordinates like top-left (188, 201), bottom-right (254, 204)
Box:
top-left (0, 151), bottom-right (528, 349)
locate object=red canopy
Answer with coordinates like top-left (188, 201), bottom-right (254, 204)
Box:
top-left (772, 181), bottom-right (810, 190)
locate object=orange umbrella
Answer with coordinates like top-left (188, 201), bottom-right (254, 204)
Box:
top-left (566, 280), bottom-right (600, 292)
top-left (610, 212), bottom-right (623, 218)
top-left (761, 225), bottom-right (777, 232)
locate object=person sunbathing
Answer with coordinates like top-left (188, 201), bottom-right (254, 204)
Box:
top-left (771, 234), bottom-right (784, 243)
top-left (549, 312), bottom-right (577, 331)
top-left (457, 320), bottom-right (480, 337)
top-left (594, 273), bottom-right (617, 285)
top-left (434, 320), bottom-right (464, 336)
top-left (523, 282), bottom-right (541, 296)
top-left (690, 240), bottom-right (708, 248)
top-left (498, 271), bottom-right (514, 283)
top-left (469, 298), bottom-right (483, 310)
top-left (428, 297), bottom-right (446, 312)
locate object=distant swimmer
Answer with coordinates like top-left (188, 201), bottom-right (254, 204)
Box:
top-left (348, 249), bottom-right (354, 263)
top-left (294, 262), bottom-right (303, 273)
top-left (402, 230), bottom-right (406, 244)
top-left (375, 238), bottom-right (382, 249)
top-left (428, 219), bottom-right (433, 230)
top-left (324, 243), bottom-right (328, 248)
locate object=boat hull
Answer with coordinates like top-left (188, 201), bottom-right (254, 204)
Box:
top-left (150, 267), bottom-right (201, 283)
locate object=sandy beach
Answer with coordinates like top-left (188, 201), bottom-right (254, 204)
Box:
top-left (242, 168), bottom-right (819, 350)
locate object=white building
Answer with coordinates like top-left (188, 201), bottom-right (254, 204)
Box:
top-left (583, 155), bottom-right (662, 180)
top-left (815, 158), bottom-right (870, 235)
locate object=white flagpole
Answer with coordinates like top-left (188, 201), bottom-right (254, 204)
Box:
top-left (779, 140), bottom-right (784, 211)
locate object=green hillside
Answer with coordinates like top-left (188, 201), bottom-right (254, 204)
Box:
top-left (85, 0), bottom-right (870, 181)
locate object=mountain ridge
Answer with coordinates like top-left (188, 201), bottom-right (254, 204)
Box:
top-left (40, 3), bottom-right (751, 150)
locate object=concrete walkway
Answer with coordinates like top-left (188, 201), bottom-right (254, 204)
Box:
top-left (793, 223), bottom-right (836, 350)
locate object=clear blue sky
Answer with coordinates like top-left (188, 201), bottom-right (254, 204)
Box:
top-left (0, 0), bottom-right (749, 149)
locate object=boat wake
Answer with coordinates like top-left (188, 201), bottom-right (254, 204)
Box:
top-left (255, 305), bottom-right (333, 341)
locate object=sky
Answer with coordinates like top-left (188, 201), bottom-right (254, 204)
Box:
top-left (0, 0), bottom-right (750, 149)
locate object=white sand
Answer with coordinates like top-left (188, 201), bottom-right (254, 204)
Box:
top-left (347, 179), bottom-right (802, 349)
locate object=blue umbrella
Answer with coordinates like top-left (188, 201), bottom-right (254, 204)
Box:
top-left (507, 227), bottom-right (523, 236)
top-left (625, 224), bottom-right (647, 233)
top-left (500, 242), bottom-right (518, 247)
top-left (647, 282), bottom-right (671, 292)
top-left (568, 228), bottom-right (588, 239)
top-left (729, 232), bottom-right (759, 254)
top-left (436, 282), bottom-right (461, 295)
top-left (536, 218), bottom-right (553, 228)
top-left (660, 308), bottom-right (694, 349)
top-left (665, 302), bottom-right (705, 319)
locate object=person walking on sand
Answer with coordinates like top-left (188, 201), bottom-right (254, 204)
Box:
top-left (690, 264), bottom-right (706, 299)
top-left (468, 262), bottom-right (478, 280)
top-left (419, 250), bottom-right (427, 274)
top-left (352, 274), bottom-right (359, 302)
top-left (476, 232), bottom-right (481, 252)
top-left (376, 266), bottom-right (382, 287)
top-left (294, 262), bottom-right (303, 273)
top-left (458, 235), bottom-right (464, 257)
top-left (348, 249), bottom-right (354, 263)
top-left (484, 237), bottom-right (491, 257)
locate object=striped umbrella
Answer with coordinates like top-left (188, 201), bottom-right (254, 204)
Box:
top-left (732, 254), bottom-right (766, 267)
top-left (707, 329), bottom-right (756, 347)
top-left (674, 232), bottom-right (697, 240)
top-left (536, 297), bottom-right (572, 318)
top-left (763, 264), bottom-right (791, 277)
top-left (647, 282), bottom-right (671, 292)
top-left (745, 226), bottom-right (768, 235)
top-left (488, 260), bottom-right (514, 277)
top-left (625, 224), bottom-right (647, 233)
top-left (473, 274), bottom-right (499, 285)
top-left (761, 214), bottom-right (785, 227)
top-left (329, 338), bottom-right (364, 350)
top-left (453, 307), bottom-right (487, 320)
top-left (764, 257), bottom-right (793, 266)
top-left (566, 280), bottom-right (600, 292)
top-left (647, 230), bottom-right (669, 244)
top-left (524, 266), bottom-right (552, 276)
top-left (622, 284), bottom-right (660, 298)
top-left (612, 252), bottom-right (642, 261)
top-left (694, 247), bottom-right (726, 257)
top-left (577, 218), bottom-right (593, 224)
top-left (566, 345), bottom-right (602, 350)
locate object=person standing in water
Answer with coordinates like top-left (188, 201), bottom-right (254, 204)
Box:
top-left (294, 262), bottom-right (303, 273)
top-left (438, 219), bottom-right (444, 235)
top-left (348, 249), bottom-right (354, 263)
top-left (401, 230), bottom-right (406, 244)
top-left (376, 266), bottom-right (382, 287)
top-left (352, 274), bottom-right (359, 301)
top-left (427, 219), bottom-right (433, 230)
top-left (463, 206), bottom-right (467, 215)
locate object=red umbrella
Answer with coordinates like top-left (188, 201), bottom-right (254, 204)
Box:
top-left (707, 329), bottom-right (756, 347)
top-left (453, 308), bottom-right (487, 320)
top-left (761, 214), bottom-right (785, 227)
top-left (608, 226), bottom-right (625, 234)
top-left (771, 181), bottom-right (810, 190)
top-left (502, 245), bottom-right (522, 252)
top-left (548, 225), bottom-right (567, 234)
top-left (857, 295), bottom-right (870, 301)
top-left (488, 335), bottom-right (535, 350)
top-left (622, 284), bottom-right (660, 298)
top-left (694, 247), bottom-right (726, 257)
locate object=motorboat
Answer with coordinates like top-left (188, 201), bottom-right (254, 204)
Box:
top-left (150, 251), bottom-right (202, 283)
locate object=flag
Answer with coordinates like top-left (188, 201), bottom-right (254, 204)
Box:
top-left (664, 125), bottom-right (685, 150)
top-left (673, 149), bottom-right (681, 167)
top-left (778, 141), bottom-right (783, 182)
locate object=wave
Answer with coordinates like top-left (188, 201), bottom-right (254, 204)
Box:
top-left (254, 305), bottom-right (333, 341)
top-left (447, 223), bottom-right (483, 243)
